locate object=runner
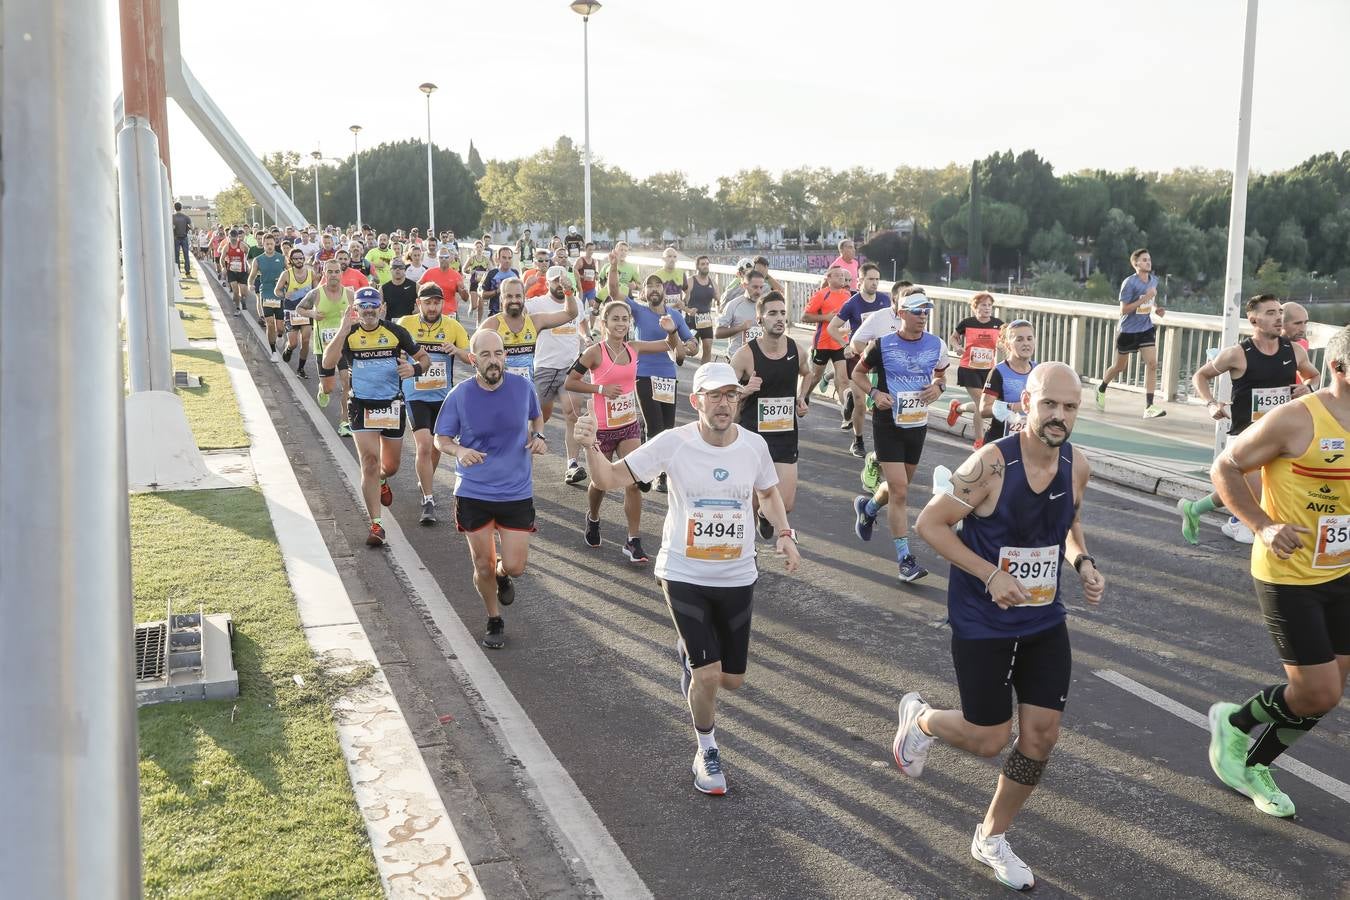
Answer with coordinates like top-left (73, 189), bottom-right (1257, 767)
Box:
top-left (476, 276), bottom-right (578, 383)
top-left (574, 361), bottom-right (802, 795)
top-left (653, 247), bottom-right (689, 316)
top-left (247, 233), bottom-right (287, 350)
top-left (565, 300), bottom-right (680, 561)
top-left (527, 267), bottom-right (591, 486)
top-left (295, 259), bottom-right (355, 435)
top-left (575, 242), bottom-right (601, 330)
top-left (564, 225), bottom-right (584, 258)
top-left (850, 291), bottom-right (947, 582)
top-left (1206, 324), bottom-right (1350, 819)
top-left (433, 329), bottom-right (548, 650)
top-left (1281, 301), bottom-right (1310, 350)
top-left (220, 229), bottom-right (251, 316)
top-left (830, 238), bottom-right (860, 288)
top-left (419, 247), bottom-right (469, 322)
top-left (337, 246), bottom-right (369, 289)
top-left (365, 233), bottom-right (396, 285)
top-left (404, 244), bottom-right (428, 282)
top-left (979, 320), bottom-right (1037, 443)
top-left (1096, 248), bottom-right (1167, 418)
top-left (320, 287), bottom-right (429, 547)
top-left (826, 263), bottom-right (891, 457)
top-left (314, 232), bottom-right (337, 268)
top-left (897, 361), bottom-right (1104, 891)
top-left (597, 241), bottom-right (640, 302)
top-left (622, 268), bottom-right (695, 493)
top-left (514, 228), bottom-right (537, 266)
top-left (1177, 294), bottom-right (1320, 544)
top-left (347, 240), bottom-right (372, 282)
top-left (799, 265), bottom-right (853, 411)
top-left (274, 247), bottom-right (316, 370)
top-left (946, 292), bottom-right (1004, 448)
top-left (381, 257), bottom-right (419, 320)
top-left (399, 283), bottom-right (473, 524)
top-left (729, 291), bottom-right (812, 536)
top-left (480, 245), bottom-right (520, 318)
top-left (463, 240), bottom-right (493, 319)
top-left (522, 247), bottom-right (552, 298)
top-left (684, 255), bottom-right (720, 365)
top-left (714, 270), bottom-right (764, 360)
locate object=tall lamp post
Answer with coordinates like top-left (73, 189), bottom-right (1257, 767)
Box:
top-left (310, 150), bottom-right (322, 230)
top-left (569, 1), bottom-right (602, 243)
top-left (419, 83), bottom-right (437, 235)
top-left (272, 181), bottom-right (280, 226)
top-left (350, 125), bottom-right (364, 233)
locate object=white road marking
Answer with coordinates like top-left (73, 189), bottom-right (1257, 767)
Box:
top-left (238, 309), bottom-right (653, 899)
top-left (1094, 669), bottom-right (1350, 805)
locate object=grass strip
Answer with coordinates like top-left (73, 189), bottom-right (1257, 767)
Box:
top-left (175, 303), bottom-right (216, 340)
top-left (170, 348), bottom-right (248, 450)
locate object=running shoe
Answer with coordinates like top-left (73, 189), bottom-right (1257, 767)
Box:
top-left (496, 571), bottom-right (515, 606)
top-left (365, 522), bottom-right (386, 547)
top-left (584, 516), bottom-right (601, 548)
top-left (271, 351), bottom-right (280, 362)
top-left (946, 399), bottom-right (962, 427)
top-left (973, 438), bottom-right (984, 450)
top-left (482, 616), bottom-right (505, 650)
top-left (623, 537), bottom-right (650, 564)
top-left (971, 824), bottom-right (1035, 891)
top-left (656, 473), bottom-right (668, 493)
top-left (842, 391), bottom-right (855, 423)
top-left (1143, 404), bottom-right (1166, 419)
top-left (891, 691), bottom-right (932, 777)
top-left (1244, 764), bottom-right (1296, 818)
top-left (898, 555), bottom-right (929, 583)
top-left (419, 498), bottom-right (436, 525)
top-left (1207, 702), bottom-right (1252, 798)
top-left (839, 418), bottom-right (854, 431)
top-left (853, 495), bottom-right (876, 541)
top-left (1094, 389), bottom-right (1106, 411)
top-left (677, 637), bottom-right (693, 701)
top-left (1177, 497), bottom-right (1201, 545)
top-left (296, 367), bottom-right (308, 380)
top-left (850, 437), bottom-right (866, 458)
top-left (1221, 516), bottom-right (1255, 544)
top-left (757, 511), bottom-right (775, 542)
top-left (860, 452), bottom-right (882, 493)
top-left (233, 307), bottom-right (241, 317)
top-left (316, 389), bottom-right (330, 408)
top-left (565, 461), bottom-right (588, 485)
top-left (282, 344), bottom-right (294, 363)
top-left (692, 747), bottom-right (727, 796)
top-left (637, 479), bottom-right (652, 493)
top-left (337, 420), bottom-right (352, 437)
top-left (379, 480), bottom-right (393, 507)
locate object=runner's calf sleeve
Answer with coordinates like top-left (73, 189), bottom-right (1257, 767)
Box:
top-left (1233, 684), bottom-right (1323, 767)
top-left (1002, 746), bottom-right (1047, 786)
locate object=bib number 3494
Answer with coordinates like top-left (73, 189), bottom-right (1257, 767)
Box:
top-left (685, 500), bottom-right (745, 561)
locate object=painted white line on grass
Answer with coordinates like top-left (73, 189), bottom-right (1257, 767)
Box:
top-left (1094, 668), bottom-right (1350, 805)
top-left (196, 272), bottom-right (484, 899)
top-left (237, 298), bottom-right (653, 899)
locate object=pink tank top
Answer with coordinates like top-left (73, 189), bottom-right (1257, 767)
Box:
top-left (591, 340), bottom-right (639, 430)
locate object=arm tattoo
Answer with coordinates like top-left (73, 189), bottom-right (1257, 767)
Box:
top-left (990, 461), bottom-right (1005, 478)
top-left (954, 458), bottom-right (984, 484)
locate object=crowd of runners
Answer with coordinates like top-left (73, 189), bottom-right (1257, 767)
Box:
top-left (185, 218), bottom-right (1348, 893)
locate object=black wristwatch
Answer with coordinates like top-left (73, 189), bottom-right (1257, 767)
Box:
top-left (1072, 554), bottom-right (1096, 573)
top-left (533, 432), bottom-right (547, 442)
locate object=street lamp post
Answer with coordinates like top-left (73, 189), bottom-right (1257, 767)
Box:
top-left (311, 150), bottom-right (322, 230)
top-left (288, 170), bottom-right (295, 203)
top-left (569, 1), bottom-right (602, 243)
top-left (272, 181), bottom-right (280, 226)
top-left (419, 83), bottom-right (437, 235)
top-left (350, 125), bottom-right (363, 233)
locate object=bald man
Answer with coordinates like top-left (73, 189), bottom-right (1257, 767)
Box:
top-left (897, 362), bottom-right (1105, 892)
top-left (1281, 301), bottom-right (1310, 349)
top-left (434, 328), bottom-right (548, 650)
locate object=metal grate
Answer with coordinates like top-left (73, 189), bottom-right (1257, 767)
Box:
top-left (135, 623), bottom-right (167, 681)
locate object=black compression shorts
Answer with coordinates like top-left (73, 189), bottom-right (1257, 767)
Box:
top-left (951, 621), bottom-right (1072, 727)
top-left (661, 579), bottom-right (755, 676)
top-left (872, 416), bottom-right (927, 465)
top-left (956, 365), bottom-right (992, 389)
top-left (813, 347), bottom-right (845, 366)
top-left (1252, 573), bottom-right (1350, 666)
top-left (348, 396), bottom-right (406, 438)
top-left (408, 399), bottom-right (444, 432)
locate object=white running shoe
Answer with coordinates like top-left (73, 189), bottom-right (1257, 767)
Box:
top-left (692, 747), bottom-right (727, 796)
top-left (971, 823), bottom-right (1035, 891)
top-left (1220, 517), bottom-right (1255, 544)
top-left (891, 692), bottom-right (933, 776)
top-left (270, 351), bottom-right (280, 362)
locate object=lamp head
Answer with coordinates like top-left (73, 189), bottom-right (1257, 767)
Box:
top-left (570, 0), bottom-right (602, 15)
top-left (419, 82), bottom-right (438, 95)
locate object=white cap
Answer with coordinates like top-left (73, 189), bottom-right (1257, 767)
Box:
top-left (546, 265), bottom-right (569, 281)
top-left (691, 362), bottom-right (740, 394)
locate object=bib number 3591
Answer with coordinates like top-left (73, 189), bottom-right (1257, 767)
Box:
top-left (1312, 514), bottom-right (1350, 569)
top-left (997, 545), bottom-right (1060, 607)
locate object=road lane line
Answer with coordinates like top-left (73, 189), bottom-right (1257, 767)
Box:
top-left (1094, 669), bottom-right (1350, 805)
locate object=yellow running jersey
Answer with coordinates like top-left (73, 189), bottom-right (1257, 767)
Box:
top-left (1252, 393), bottom-right (1350, 585)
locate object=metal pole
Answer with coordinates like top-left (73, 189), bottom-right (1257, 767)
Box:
top-left (313, 160), bottom-right (321, 231)
top-left (272, 181), bottom-right (280, 225)
top-left (425, 92), bottom-right (436, 235)
top-left (2, 1), bottom-right (141, 896)
top-left (352, 128), bottom-right (363, 233)
top-left (289, 170), bottom-right (295, 203)
top-left (582, 13), bottom-right (593, 243)
top-left (1214, 0), bottom-right (1259, 459)
top-left (122, 119), bottom-right (174, 393)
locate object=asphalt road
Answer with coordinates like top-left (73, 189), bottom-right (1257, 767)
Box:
top-left (217, 295), bottom-right (1349, 899)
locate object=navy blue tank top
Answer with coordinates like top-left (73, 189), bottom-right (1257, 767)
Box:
top-left (947, 434), bottom-right (1075, 640)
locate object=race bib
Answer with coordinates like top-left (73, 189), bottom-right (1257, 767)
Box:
top-left (685, 500), bottom-right (746, 561)
top-left (757, 397), bottom-right (795, 433)
top-left (997, 545), bottom-right (1060, 607)
top-left (363, 400), bottom-right (402, 430)
top-left (263, 298), bottom-right (282, 309)
top-left (228, 258), bottom-right (244, 272)
top-left (651, 375), bottom-right (676, 405)
top-left (414, 360), bottom-right (448, 391)
top-left (552, 322), bottom-right (578, 336)
top-left (507, 363), bottom-right (534, 382)
top-left (969, 346), bottom-right (996, 369)
top-left (1312, 514), bottom-right (1350, 569)
top-left (696, 312), bottom-right (713, 329)
top-left (605, 391), bottom-right (637, 428)
top-left (1136, 301), bottom-right (1154, 315)
top-left (744, 326), bottom-right (765, 343)
top-left (1250, 385), bottom-right (1291, 421)
top-left (320, 328), bottom-right (338, 348)
top-left (892, 390), bottom-right (928, 428)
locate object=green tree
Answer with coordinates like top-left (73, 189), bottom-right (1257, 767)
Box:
top-left (1148, 167), bottom-right (1230, 217)
top-left (1027, 222), bottom-right (1078, 272)
top-left (1269, 217), bottom-right (1310, 270)
top-left (1055, 174), bottom-right (1111, 240)
top-left (466, 141), bottom-right (486, 180)
top-left (213, 179), bottom-right (256, 227)
top-left (1093, 208), bottom-right (1146, 281)
top-left (478, 159), bottom-right (523, 231)
top-left (1096, 169), bottom-right (1162, 233)
top-left (516, 137), bottom-right (584, 233)
top-left (967, 160), bottom-right (982, 279)
top-left (1146, 212), bottom-right (1207, 281)
top-left (777, 166), bottom-right (818, 248)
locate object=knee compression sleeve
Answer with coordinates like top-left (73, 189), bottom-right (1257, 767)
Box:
top-left (1002, 746), bottom-right (1047, 786)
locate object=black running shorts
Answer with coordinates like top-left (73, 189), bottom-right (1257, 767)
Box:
top-left (661, 579), bottom-right (755, 676)
top-left (407, 399), bottom-right (443, 432)
top-left (1252, 573), bottom-right (1350, 666)
top-left (950, 621), bottom-right (1072, 726)
top-left (872, 416), bottom-right (927, 466)
top-left (347, 396), bottom-right (406, 438)
top-left (454, 495), bottom-right (536, 533)
top-left (1115, 328), bottom-right (1156, 355)
top-left (956, 365), bottom-right (992, 389)
top-left (813, 347), bottom-right (846, 366)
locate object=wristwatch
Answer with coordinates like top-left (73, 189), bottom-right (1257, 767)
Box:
top-left (1072, 554), bottom-right (1096, 573)
top-left (777, 528), bottom-right (797, 543)
top-left (533, 432), bottom-right (547, 442)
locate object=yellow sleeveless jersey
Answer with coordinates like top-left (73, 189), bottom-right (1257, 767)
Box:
top-left (1252, 393), bottom-right (1350, 585)
top-left (496, 314), bottom-right (538, 380)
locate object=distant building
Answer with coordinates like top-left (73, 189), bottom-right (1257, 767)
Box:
top-left (176, 195), bottom-right (215, 231)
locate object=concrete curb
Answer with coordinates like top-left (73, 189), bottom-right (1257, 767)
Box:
top-left (193, 269), bottom-right (483, 900)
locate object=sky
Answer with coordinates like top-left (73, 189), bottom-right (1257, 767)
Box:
top-left (111, 0), bottom-right (1350, 199)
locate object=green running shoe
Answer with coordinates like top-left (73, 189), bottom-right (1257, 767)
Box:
top-left (1094, 389), bottom-right (1106, 412)
top-left (861, 452), bottom-right (881, 492)
top-left (316, 389), bottom-right (331, 409)
top-left (1245, 765), bottom-right (1295, 818)
top-left (1177, 498), bottom-right (1201, 545)
top-left (1208, 702), bottom-right (1251, 797)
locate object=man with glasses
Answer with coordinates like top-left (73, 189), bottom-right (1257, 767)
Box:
top-left (480, 245), bottom-right (520, 318)
top-left (295, 259), bottom-right (356, 435)
top-left (381, 257), bottom-right (419, 320)
top-left (523, 247), bottom-right (552, 298)
top-left (575, 361), bottom-right (801, 796)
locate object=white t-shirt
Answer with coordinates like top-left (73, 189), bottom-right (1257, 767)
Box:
top-left (851, 307), bottom-right (901, 347)
top-left (526, 295), bottom-right (587, 370)
top-left (623, 423), bottom-right (779, 587)
top-left (296, 239), bottom-right (320, 260)
top-left (404, 263), bottom-right (428, 281)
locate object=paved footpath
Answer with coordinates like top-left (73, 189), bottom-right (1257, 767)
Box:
top-left (211, 284), bottom-right (1348, 899)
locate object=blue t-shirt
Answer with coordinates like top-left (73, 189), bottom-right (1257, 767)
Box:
top-left (434, 375), bottom-right (541, 502)
top-left (482, 268), bottom-right (521, 316)
top-left (340, 321), bottom-right (420, 402)
top-left (254, 252), bottom-right (286, 300)
top-left (626, 298), bottom-right (692, 379)
top-left (836, 291), bottom-right (891, 334)
top-left (1118, 273), bottom-right (1157, 334)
